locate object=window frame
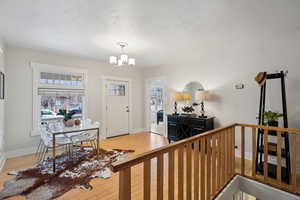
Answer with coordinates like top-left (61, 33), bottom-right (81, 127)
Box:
top-left (31, 62), bottom-right (88, 136)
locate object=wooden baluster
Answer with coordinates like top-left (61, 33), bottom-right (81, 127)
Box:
top-left (211, 135), bottom-right (216, 196)
top-left (228, 129), bottom-right (232, 178)
top-left (168, 150), bottom-right (175, 200)
top-left (178, 146), bottom-right (184, 200)
top-left (157, 154), bottom-right (164, 200)
top-left (194, 140), bottom-right (200, 200)
top-left (241, 127), bottom-right (245, 176)
top-left (200, 138), bottom-right (206, 200)
top-left (263, 129), bottom-right (269, 182)
top-left (206, 136), bottom-right (212, 200)
top-left (219, 132), bottom-right (223, 185)
top-left (144, 160), bottom-right (151, 200)
top-left (119, 167), bottom-right (131, 200)
top-left (224, 129), bottom-right (228, 181)
top-left (276, 132), bottom-right (282, 185)
top-left (217, 133), bottom-right (221, 191)
top-left (222, 131), bottom-right (226, 184)
top-left (186, 143), bottom-right (192, 200)
top-left (290, 133), bottom-right (297, 192)
top-left (232, 127), bottom-right (236, 175)
top-left (252, 128), bottom-right (257, 178)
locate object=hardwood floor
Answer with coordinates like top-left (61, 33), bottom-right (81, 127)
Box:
top-left (0, 132), bottom-right (168, 200)
top-left (0, 132), bottom-right (299, 199)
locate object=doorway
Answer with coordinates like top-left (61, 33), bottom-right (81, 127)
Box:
top-left (104, 78), bottom-right (130, 137)
top-left (146, 78), bottom-right (166, 136)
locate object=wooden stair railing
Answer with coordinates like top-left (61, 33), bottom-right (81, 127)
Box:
top-left (112, 123), bottom-right (299, 200)
top-left (236, 123), bottom-right (299, 195)
top-left (112, 124), bottom-right (236, 200)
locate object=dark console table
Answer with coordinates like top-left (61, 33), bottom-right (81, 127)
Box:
top-left (167, 114), bottom-right (214, 142)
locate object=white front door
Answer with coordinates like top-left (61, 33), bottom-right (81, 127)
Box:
top-left (105, 79), bottom-right (129, 137)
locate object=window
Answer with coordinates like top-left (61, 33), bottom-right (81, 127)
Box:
top-left (32, 62), bottom-right (87, 136)
top-left (107, 83), bottom-right (125, 96)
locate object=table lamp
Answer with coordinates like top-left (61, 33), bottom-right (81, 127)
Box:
top-left (173, 92), bottom-right (182, 115)
top-left (196, 90), bottom-right (210, 118)
top-left (182, 92), bottom-right (191, 102)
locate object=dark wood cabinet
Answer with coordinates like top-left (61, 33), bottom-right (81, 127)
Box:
top-left (167, 114), bottom-right (214, 142)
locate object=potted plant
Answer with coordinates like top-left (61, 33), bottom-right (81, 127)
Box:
top-left (58, 109), bottom-right (76, 127)
top-left (263, 111), bottom-right (283, 127)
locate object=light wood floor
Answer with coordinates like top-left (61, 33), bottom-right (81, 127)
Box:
top-left (0, 133), bottom-right (169, 200)
top-left (0, 132), bottom-right (299, 200)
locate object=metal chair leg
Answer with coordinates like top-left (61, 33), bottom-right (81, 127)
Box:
top-left (38, 145), bottom-right (47, 162)
top-left (35, 140), bottom-right (42, 158)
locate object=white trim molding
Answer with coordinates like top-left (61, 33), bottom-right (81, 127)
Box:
top-left (5, 147), bottom-right (37, 159)
top-left (102, 76), bottom-right (133, 138)
top-left (130, 128), bottom-right (147, 134)
top-left (144, 77), bottom-right (167, 137)
top-left (31, 62), bottom-right (88, 136)
top-left (0, 153), bottom-right (5, 172)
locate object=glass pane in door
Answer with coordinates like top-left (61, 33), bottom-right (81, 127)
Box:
top-left (149, 83), bottom-right (165, 135)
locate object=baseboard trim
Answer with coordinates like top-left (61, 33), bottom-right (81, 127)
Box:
top-left (130, 128), bottom-right (147, 134)
top-left (0, 154), bottom-right (6, 172)
top-left (5, 146), bottom-right (36, 159)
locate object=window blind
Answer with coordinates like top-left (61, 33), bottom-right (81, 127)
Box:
top-left (38, 88), bottom-right (85, 96)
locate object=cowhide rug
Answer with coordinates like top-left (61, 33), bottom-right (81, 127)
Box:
top-left (0, 147), bottom-right (134, 200)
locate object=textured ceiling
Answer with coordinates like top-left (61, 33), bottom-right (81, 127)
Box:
top-left (0, 0), bottom-right (300, 67)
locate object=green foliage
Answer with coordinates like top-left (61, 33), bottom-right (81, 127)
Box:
top-left (58, 109), bottom-right (76, 121)
top-left (263, 111), bottom-right (283, 124)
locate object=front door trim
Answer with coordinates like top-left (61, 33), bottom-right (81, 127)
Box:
top-left (102, 76), bottom-right (132, 138)
top-left (145, 76), bottom-right (167, 137)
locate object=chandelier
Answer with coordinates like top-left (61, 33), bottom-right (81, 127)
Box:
top-left (109, 42), bottom-right (135, 66)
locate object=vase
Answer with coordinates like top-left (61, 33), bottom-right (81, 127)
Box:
top-left (64, 119), bottom-right (75, 127)
top-left (74, 119), bottom-right (81, 126)
top-left (268, 121), bottom-right (278, 127)
top-left (267, 120), bottom-right (278, 135)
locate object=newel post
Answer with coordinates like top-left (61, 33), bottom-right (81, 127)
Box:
top-left (119, 167), bottom-right (131, 200)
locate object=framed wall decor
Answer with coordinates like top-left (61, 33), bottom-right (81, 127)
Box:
top-left (0, 71), bottom-right (4, 99)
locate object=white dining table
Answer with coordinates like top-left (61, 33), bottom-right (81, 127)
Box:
top-left (47, 121), bottom-right (100, 173)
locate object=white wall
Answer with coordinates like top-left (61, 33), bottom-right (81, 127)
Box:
top-left (143, 32), bottom-right (300, 170)
top-left (5, 46), bottom-right (145, 156)
top-left (0, 39), bottom-right (5, 169)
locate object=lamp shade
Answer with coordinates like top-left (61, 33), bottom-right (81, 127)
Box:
top-left (182, 92), bottom-right (191, 101)
top-left (196, 90), bottom-right (210, 101)
top-left (120, 54), bottom-right (129, 63)
top-left (128, 58), bottom-right (135, 66)
top-left (109, 56), bottom-right (117, 65)
top-left (173, 92), bottom-right (182, 101)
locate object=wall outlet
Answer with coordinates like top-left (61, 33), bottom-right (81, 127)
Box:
top-left (235, 83), bottom-right (244, 90)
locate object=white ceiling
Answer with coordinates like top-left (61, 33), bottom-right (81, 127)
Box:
top-left (0, 0), bottom-right (300, 67)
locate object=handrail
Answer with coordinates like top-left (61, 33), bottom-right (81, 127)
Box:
top-left (113, 123), bottom-right (299, 199)
top-left (111, 123), bottom-right (236, 172)
top-left (236, 123), bottom-right (300, 134)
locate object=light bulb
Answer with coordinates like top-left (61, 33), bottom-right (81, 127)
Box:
top-left (109, 56), bottom-right (117, 65)
top-left (120, 54), bottom-right (128, 63)
top-left (128, 58), bottom-right (135, 66)
top-left (118, 59), bottom-right (123, 66)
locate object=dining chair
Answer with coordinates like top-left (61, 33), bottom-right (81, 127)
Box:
top-left (69, 121), bottom-right (100, 154)
top-left (35, 125), bottom-right (73, 163)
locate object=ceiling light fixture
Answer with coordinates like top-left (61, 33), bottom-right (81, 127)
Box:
top-left (109, 42), bottom-right (135, 66)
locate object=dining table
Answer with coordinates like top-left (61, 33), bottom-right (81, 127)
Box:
top-left (47, 121), bottom-right (100, 173)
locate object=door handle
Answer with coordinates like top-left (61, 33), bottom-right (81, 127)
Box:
top-left (126, 109), bottom-right (130, 112)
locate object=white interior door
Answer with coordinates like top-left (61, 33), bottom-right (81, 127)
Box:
top-left (105, 79), bottom-right (129, 137)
